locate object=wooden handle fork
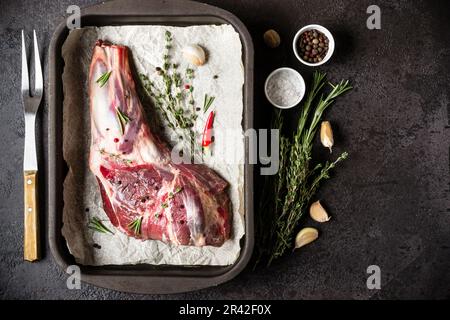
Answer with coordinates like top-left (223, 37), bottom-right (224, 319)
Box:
top-left (24, 170), bottom-right (40, 261)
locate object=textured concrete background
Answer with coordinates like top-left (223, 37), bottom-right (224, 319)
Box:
top-left (1, 0), bottom-right (449, 299)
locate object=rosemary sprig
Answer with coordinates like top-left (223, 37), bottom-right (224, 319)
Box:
top-left (116, 108), bottom-right (131, 135)
top-left (203, 94), bottom-right (215, 113)
top-left (96, 71), bottom-right (112, 88)
top-left (254, 71), bottom-right (352, 267)
top-left (88, 217), bottom-right (114, 234)
top-left (128, 217), bottom-right (143, 236)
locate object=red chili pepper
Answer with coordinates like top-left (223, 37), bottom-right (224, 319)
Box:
top-left (202, 111), bottom-right (215, 148)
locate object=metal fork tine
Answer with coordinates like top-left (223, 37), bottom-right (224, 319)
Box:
top-left (21, 30), bottom-right (29, 95)
top-left (33, 30), bottom-right (43, 94)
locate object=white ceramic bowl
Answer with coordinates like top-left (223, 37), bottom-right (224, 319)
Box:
top-left (293, 24), bottom-right (335, 66)
top-left (264, 67), bottom-right (305, 109)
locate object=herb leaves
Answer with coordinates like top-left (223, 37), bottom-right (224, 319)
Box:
top-left (96, 71), bottom-right (112, 88)
top-left (140, 30), bottom-right (218, 162)
top-left (88, 217), bottom-right (114, 234)
top-left (116, 108), bottom-right (131, 135)
top-left (203, 94), bottom-right (215, 113)
top-left (128, 217), bottom-right (143, 236)
top-left (254, 71), bottom-right (352, 267)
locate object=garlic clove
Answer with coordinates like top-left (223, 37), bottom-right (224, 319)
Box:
top-left (182, 44), bottom-right (206, 66)
top-left (320, 121), bottom-right (334, 153)
top-left (294, 227), bottom-right (319, 250)
top-left (309, 200), bottom-right (331, 223)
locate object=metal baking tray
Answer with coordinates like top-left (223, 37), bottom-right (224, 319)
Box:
top-left (48, 0), bottom-right (254, 294)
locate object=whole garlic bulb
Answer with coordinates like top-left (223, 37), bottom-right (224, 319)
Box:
top-left (182, 44), bottom-right (206, 66)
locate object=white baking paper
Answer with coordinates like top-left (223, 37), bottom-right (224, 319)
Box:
top-left (61, 25), bottom-right (245, 266)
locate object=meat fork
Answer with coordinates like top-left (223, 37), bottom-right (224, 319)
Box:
top-left (21, 30), bottom-right (43, 262)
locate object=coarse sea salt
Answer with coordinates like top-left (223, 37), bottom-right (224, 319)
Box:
top-left (266, 69), bottom-right (304, 107)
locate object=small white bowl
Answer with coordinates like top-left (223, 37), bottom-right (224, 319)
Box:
top-left (293, 24), bottom-right (335, 66)
top-left (264, 67), bottom-right (305, 109)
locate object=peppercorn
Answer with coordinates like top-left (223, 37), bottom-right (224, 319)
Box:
top-left (297, 29), bottom-right (329, 63)
top-left (155, 66), bottom-right (164, 75)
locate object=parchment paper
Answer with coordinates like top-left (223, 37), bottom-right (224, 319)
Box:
top-left (61, 25), bottom-right (245, 266)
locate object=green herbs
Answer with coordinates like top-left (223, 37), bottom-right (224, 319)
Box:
top-left (168, 186), bottom-right (183, 200)
top-left (99, 148), bottom-right (132, 165)
top-left (140, 30), bottom-right (198, 161)
top-left (116, 108), bottom-right (131, 135)
top-left (203, 94), bottom-right (215, 113)
top-left (88, 217), bottom-right (114, 234)
top-left (128, 217), bottom-right (143, 236)
top-left (96, 71), bottom-right (112, 88)
top-left (186, 68), bottom-right (194, 80)
top-left (254, 71), bottom-right (352, 267)
top-left (174, 186), bottom-right (183, 193)
top-left (140, 30), bottom-right (216, 163)
top-left (165, 31), bottom-right (172, 45)
top-left (161, 186), bottom-right (183, 209)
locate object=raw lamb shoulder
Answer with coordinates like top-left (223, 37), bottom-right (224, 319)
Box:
top-left (88, 40), bottom-right (231, 246)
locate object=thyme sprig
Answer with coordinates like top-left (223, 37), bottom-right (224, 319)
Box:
top-left (99, 148), bottom-right (132, 165)
top-left (88, 217), bottom-right (114, 234)
top-left (255, 71), bottom-right (352, 267)
top-left (140, 30), bottom-right (205, 162)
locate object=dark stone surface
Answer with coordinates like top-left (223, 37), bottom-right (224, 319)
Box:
top-left (1, 0), bottom-right (449, 299)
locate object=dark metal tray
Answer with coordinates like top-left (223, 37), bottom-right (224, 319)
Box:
top-left (48, 0), bottom-right (254, 294)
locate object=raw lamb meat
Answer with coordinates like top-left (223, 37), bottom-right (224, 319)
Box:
top-left (88, 40), bottom-right (231, 246)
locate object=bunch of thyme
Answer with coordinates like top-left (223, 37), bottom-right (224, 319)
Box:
top-left (255, 71), bottom-right (352, 267)
top-left (140, 30), bottom-right (199, 162)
